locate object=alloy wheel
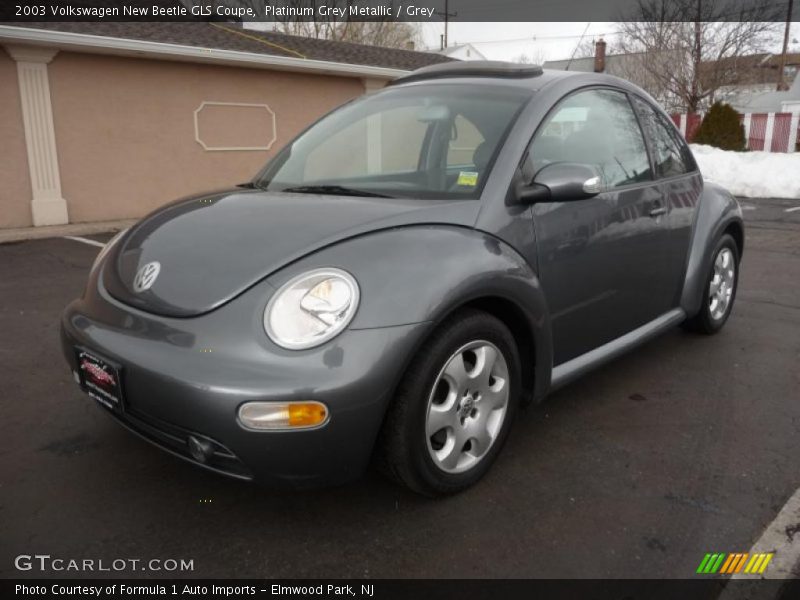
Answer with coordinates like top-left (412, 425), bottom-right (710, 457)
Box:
top-left (709, 247), bottom-right (735, 321)
top-left (425, 340), bottom-right (510, 474)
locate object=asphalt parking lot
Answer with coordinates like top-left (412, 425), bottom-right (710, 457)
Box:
top-left (1, 197), bottom-right (798, 579)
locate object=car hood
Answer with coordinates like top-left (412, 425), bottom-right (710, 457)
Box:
top-left (103, 189), bottom-right (479, 317)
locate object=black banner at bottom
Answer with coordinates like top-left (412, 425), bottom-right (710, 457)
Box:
top-left (5, 579), bottom-right (800, 600)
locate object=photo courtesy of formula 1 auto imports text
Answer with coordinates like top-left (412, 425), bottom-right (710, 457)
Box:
top-left (1, 0), bottom-right (799, 599)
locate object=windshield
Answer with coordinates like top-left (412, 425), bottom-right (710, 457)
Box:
top-left (255, 84), bottom-right (532, 200)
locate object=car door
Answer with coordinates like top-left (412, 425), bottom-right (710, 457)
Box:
top-left (631, 95), bottom-right (703, 308)
top-left (523, 87), bottom-right (670, 365)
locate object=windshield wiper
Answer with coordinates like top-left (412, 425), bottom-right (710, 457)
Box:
top-left (281, 185), bottom-right (394, 198)
top-left (237, 181), bottom-right (266, 190)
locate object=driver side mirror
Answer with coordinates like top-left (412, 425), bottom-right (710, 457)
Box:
top-left (515, 162), bottom-right (604, 205)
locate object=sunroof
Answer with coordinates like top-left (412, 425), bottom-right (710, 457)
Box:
top-left (391, 61), bottom-right (544, 85)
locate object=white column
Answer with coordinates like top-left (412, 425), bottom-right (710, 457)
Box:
top-left (763, 112), bottom-right (775, 153)
top-left (5, 45), bottom-right (68, 226)
top-left (786, 111), bottom-right (799, 154)
top-left (679, 113), bottom-right (687, 136)
top-left (362, 78), bottom-right (385, 175)
top-left (362, 77), bottom-right (385, 94)
top-left (743, 113), bottom-right (752, 148)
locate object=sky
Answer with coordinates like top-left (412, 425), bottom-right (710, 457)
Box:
top-left (418, 22), bottom-right (617, 61)
top-left (417, 21), bottom-right (800, 62)
top-left (246, 20), bottom-right (800, 63)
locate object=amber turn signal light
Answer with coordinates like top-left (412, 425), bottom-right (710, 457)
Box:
top-left (238, 401), bottom-right (329, 431)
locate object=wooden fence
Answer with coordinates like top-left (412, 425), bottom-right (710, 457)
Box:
top-left (670, 112), bottom-right (800, 153)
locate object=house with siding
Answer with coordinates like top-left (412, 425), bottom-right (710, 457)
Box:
top-left (710, 52), bottom-right (800, 112)
top-left (0, 23), bottom-right (451, 229)
top-left (544, 43), bottom-right (800, 115)
top-left (438, 43), bottom-right (488, 62)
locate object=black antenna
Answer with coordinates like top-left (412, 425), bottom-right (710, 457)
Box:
top-left (566, 22), bottom-right (592, 71)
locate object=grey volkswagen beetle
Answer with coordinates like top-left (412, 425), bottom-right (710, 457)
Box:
top-left (61, 62), bottom-right (743, 495)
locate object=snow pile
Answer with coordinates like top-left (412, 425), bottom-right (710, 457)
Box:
top-left (690, 144), bottom-right (800, 199)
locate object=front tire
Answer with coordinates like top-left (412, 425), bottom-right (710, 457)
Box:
top-left (377, 309), bottom-right (521, 496)
top-left (683, 233), bottom-right (740, 334)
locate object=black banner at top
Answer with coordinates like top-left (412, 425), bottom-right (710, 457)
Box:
top-left (1, 0), bottom-right (798, 22)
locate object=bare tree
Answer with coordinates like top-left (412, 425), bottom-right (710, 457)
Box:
top-left (213, 0), bottom-right (421, 49)
top-left (514, 47), bottom-right (548, 65)
top-left (267, 1), bottom-right (361, 43)
top-left (617, 0), bottom-right (781, 112)
top-left (280, 17), bottom-right (421, 50)
top-left (306, 20), bottom-right (422, 50)
top-left (571, 36), bottom-right (601, 59)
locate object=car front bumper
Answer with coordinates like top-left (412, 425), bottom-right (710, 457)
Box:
top-left (60, 273), bottom-right (429, 489)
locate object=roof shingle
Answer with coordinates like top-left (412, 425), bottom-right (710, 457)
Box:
top-left (8, 22), bottom-right (453, 71)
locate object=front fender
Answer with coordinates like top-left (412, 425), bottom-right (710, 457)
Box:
top-left (680, 181), bottom-right (744, 317)
top-left (266, 225), bottom-right (553, 402)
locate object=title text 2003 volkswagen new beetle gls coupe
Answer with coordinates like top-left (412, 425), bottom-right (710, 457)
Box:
top-left (62, 62), bottom-right (743, 495)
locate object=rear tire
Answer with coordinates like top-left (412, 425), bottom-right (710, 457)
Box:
top-left (377, 309), bottom-right (521, 496)
top-left (683, 233), bottom-right (739, 334)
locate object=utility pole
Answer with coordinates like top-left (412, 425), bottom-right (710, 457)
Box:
top-left (689, 0), bottom-right (703, 113)
top-left (776, 0), bottom-right (794, 91)
top-left (435, 0), bottom-right (457, 49)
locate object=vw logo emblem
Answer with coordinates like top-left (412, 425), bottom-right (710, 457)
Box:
top-left (133, 261), bottom-right (161, 293)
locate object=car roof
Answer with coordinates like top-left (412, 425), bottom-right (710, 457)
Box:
top-left (391, 60), bottom-right (542, 82)
top-left (389, 60), bottom-right (637, 95)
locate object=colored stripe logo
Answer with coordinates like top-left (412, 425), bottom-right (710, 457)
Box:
top-left (696, 552), bottom-right (773, 575)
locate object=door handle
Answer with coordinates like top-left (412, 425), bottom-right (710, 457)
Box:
top-left (649, 204), bottom-right (667, 218)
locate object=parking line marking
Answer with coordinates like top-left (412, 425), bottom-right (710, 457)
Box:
top-left (785, 206), bottom-right (800, 213)
top-left (730, 486), bottom-right (800, 580)
top-left (63, 236), bottom-right (105, 248)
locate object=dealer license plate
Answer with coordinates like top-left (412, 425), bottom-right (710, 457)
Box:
top-left (75, 349), bottom-right (124, 411)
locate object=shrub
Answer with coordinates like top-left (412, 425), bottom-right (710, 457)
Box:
top-left (693, 102), bottom-right (747, 151)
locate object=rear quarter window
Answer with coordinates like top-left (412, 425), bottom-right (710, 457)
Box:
top-left (632, 96), bottom-right (697, 178)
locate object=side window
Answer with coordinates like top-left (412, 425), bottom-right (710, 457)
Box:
top-left (632, 96), bottom-right (696, 179)
top-left (528, 89), bottom-right (652, 189)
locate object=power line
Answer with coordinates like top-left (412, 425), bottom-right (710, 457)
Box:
top-left (445, 31), bottom-right (624, 47)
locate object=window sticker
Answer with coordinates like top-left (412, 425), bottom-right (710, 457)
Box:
top-left (457, 171), bottom-right (479, 187)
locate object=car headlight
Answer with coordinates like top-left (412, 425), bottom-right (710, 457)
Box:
top-left (264, 268), bottom-right (360, 350)
top-left (91, 228), bottom-right (128, 272)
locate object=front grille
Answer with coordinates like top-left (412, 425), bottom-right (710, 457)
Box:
top-left (104, 406), bottom-right (253, 481)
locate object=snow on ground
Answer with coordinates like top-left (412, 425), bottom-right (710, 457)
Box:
top-left (690, 144), bottom-right (800, 199)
